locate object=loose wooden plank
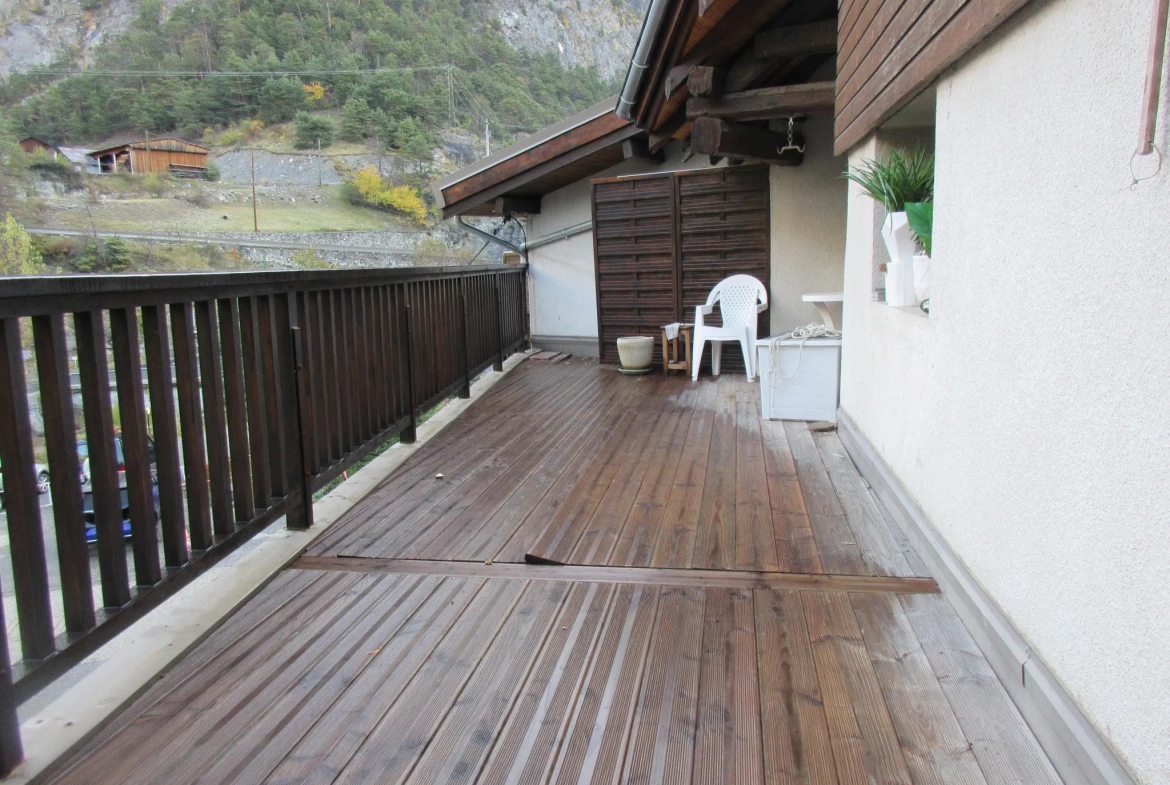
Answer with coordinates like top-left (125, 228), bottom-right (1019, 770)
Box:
top-left (803, 591), bottom-right (914, 785)
top-left (293, 555), bottom-right (939, 595)
top-left (850, 592), bottom-right (989, 785)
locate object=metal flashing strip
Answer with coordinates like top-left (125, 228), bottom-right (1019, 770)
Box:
top-left (835, 408), bottom-right (1138, 785)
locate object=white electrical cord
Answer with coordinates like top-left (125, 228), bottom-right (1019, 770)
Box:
top-left (767, 323), bottom-right (842, 410)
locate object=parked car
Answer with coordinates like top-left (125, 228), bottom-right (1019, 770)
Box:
top-left (0, 462), bottom-right (52, 508)
top-left (80, 436), bottom-right (159, 544)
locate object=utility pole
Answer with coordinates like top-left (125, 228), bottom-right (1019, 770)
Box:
top-left (144, 129), bottom-right (153, 174)
top-left (317, 137), bottom-right (322, 187)
top-left (250, 147), bottom-right (258, 233)
top-left (485, 122), bottom-right (490, 156)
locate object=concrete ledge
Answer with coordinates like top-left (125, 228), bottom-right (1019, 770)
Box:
top-left (530, 334), bottom-right (599, 357)
top-left (5, 351), bottom-right (532, 785)
top-left (836, 408), bottom-right (1136, 785)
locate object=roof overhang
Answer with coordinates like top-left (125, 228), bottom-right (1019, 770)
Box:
top-left (614, 0), bottom-right (838, 166)
top-left (432, 97), bottom-right (643, 219)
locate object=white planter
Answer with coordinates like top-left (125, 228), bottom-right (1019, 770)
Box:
top-left (881, 211), bottom-right (916, 267)
top-left (913, 253), bottom-right (931, 302)
top-left (616, 336), bottom-right (654, 370)
top-left (885, 260), bottom-right (918, 307)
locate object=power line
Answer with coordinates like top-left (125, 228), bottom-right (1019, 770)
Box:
top-left (16, 65), bottom-right (457, 77)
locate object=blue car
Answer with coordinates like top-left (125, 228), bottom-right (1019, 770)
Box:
top-left (80, 437), bottom-right (160, 545)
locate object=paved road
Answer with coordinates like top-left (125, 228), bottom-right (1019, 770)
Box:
top-left (25, 227), bottom-right (419, 255)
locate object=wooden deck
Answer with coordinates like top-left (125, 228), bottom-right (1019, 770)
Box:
top-left (45, 359), bottom-right (1063, 785)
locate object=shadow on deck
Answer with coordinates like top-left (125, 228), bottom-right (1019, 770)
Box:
top-left (44, 358), bottom-right (1063, 785)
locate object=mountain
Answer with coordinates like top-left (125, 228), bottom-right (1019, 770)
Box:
top-left (0, 0), bottom-right (644, 146)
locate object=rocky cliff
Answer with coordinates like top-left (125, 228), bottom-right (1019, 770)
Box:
top-left (0, 0), bottom-right (644, 79)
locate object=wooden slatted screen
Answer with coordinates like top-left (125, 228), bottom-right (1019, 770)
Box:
top-left (593, 165), bottom-right (770, 372)
top-left (592, 174), bottom-right (678, 367)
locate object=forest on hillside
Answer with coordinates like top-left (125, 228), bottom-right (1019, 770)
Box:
top-left (0, 0), bottom-right (617, 147)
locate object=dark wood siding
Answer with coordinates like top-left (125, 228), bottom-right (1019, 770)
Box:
top-left (593, 165), bottom-right (770, 371)
top-left (834, 0), bottom-right (1033, 154)
top-left (592, 175), bottom-right (678, 367)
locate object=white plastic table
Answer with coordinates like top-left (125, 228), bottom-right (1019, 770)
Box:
top-left (802, 292), bottom-right (844, 330)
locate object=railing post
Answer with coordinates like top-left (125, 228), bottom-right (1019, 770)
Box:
top-left (402, 294), bottom-right (418, 444)
top-left (275, 293), bottom-right (309, 530)
top-left (459, 276), bottom-right (471, 398)
top-left (493, 273), bottom-right (504, 372)
top-left (0, 318), bottom-right (55, 659)
top-left (290, 325), bottom-right (315, 530)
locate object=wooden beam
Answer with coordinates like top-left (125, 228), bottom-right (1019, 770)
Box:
top-left (622, 137), bottom-right (666, 163)
top-left (754, 19), bottom-right (837, 59)
top-left (687, 66), bottom-right (725, 97)
top-left (665, 64), bottom-right (694, 98)
top-left (683, 0), bottom-right (797, 63)
top-left (494, 195), bottom-right (541, 215)
top-left (688, 81), bottom-right (836, 121)
top-left (690, 117), bottom-right (803, 166)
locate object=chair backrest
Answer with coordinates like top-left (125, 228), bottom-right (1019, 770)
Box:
top-left (704, 274), bottom-right (768, 330)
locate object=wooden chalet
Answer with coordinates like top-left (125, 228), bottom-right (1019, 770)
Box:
top-left (87, 137), bottom-right (209, 176)
top-left (18, 136), bottom-right (59, 156)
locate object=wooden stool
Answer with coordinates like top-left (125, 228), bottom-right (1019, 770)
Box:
top-left (661, 324), bottom-right (693, 376)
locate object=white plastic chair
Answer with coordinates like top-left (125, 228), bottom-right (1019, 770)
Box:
top-left (692, 274), bottom-right (768, 381)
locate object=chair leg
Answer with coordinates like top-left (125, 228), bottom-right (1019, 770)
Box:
top-left (711, 341), bottom-right (722, 376)
top-left (740, 334), bottom-right (754, 380)
top-left (692, 337), bottom-right (705, 381)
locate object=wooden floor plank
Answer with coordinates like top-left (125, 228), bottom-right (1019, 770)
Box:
top-left (650, 380), bottom-right (718, 569)
top-left (850, 592), bottom-right (989, 785)
top-left (476, 582), bottom-right (617, 785)
top-left (761, 418), bottom-right (824, 574)
top-left (736, 388), bottom-right (780, 571)
top-left (899, 594), bottom-right (1063, 785)
top-left (814, 432), bottom-right (919, 577)
top-left (692, 377), bottom-right (738, 570)
top-left (755, 586), bottom-right (837, 785)
top-left (785, 422), bottom-right (870, 576)
top-left (44, 361), bottom-right (1067, 785)
top-left (292, 555), bottom-right (940, 594)
top-left (803, 591), bottom-right (914, 785)
top-left (610, 385), bottom-right (696, 567)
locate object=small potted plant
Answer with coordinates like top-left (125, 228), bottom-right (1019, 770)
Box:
top-left (843, 147), bottom-right (933, 306)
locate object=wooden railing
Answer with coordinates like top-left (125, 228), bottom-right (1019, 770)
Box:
top-left (0, 264), bottom-right (528, 772)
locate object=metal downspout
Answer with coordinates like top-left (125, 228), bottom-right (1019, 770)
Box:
top-left (616, 0), bottom-right (671, 121)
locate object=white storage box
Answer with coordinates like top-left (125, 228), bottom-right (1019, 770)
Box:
top-left (756, 337), bottom-right (841, 422)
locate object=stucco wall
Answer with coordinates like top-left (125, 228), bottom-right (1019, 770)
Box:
top-left (837, 0), bottom-right (1170, 781)
top-left (768, 113), bottom-right (848, 333)
top-left (528, 125), bottom-right (848, 347)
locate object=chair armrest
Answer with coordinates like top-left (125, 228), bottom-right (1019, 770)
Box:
top-left (695, 304), bottom-right (713, 326)
top-left (756, 302), bottom-right (767, 313)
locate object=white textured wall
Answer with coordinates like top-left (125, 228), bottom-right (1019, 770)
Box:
top-left (768, 113), bottom-right (848, 333)
top-left (838, 0), bottom-right (1170, 781)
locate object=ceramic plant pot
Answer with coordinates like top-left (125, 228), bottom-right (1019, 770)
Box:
top-left (885, 261), bottom-right (918, 307)
top-left (616, 336), bottom-right (655, 370)
top-left (913, 253), bottom-right (932, 302)
top-left (881, 211), bottom-right (916, 267)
